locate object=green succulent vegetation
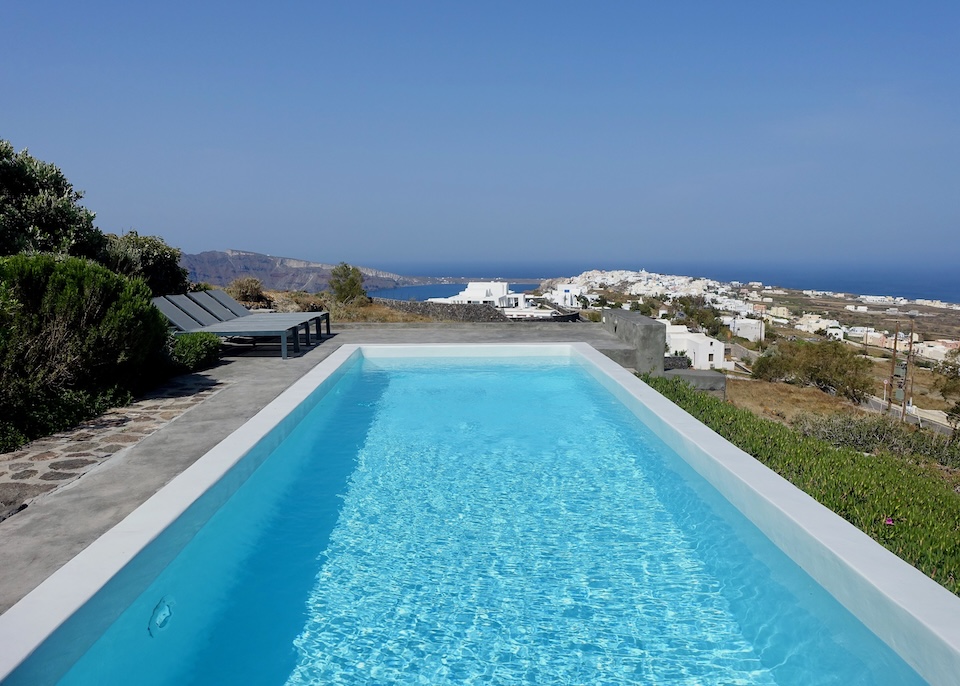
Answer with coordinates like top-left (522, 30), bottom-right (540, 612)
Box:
top-left (641, 374), bottom-right (960, 596)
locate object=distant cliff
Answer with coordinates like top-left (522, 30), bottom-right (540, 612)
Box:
top-left (180, 249), bottom-right (436, 292)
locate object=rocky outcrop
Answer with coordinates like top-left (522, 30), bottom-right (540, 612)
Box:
top-left (181, 249), bottom-right (435, 292)
top-left (372, 298), bottom-right (511, 322)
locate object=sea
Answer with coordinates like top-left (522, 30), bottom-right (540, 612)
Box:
top-left (369, 261), bottom-right (959, 305)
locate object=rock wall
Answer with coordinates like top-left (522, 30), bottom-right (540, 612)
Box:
top-left (182, 250), bottom-right (423, 291)
top-left (372, 298), bottom-right (511, 322)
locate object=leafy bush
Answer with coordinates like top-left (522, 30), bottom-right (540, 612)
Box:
top-left (753, 339), bottom-right (872, 402)
top-left (672, 295), bottom-right (722, 336)
top-left (0, 254), bottom-right (167, 451)
top-left (327, 262), bottom-right (367, 303)
top-left (936, 349), bottom-right (960, 406)
top-left (226, 277), bottom-right (266, 304)
top-left (170, 332), bottom-right (221, 372)
top-left (0, 140), bottom-right (106, 260)
top-left (269, 290), bottom-right (328, 313)
top-left (104, 231), bottom-right (190, 296)
top-left (791, 412), bottom-right (960, 468)
top-left (641, 374), bottom-right (960, 595)
top-left (582, 310), bottom-right (601, 322)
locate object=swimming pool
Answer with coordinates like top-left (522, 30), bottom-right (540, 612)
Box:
top-left (1, 344), bottom-right (958, 684)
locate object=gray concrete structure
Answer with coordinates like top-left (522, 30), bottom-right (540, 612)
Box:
top-left (0, 322), bottom-right (633, 614)
top-left (599, 310), bottom-right (667, 374)
top-left (664, 368), bottom-right (728, 393)
top-left (731, 342), bottom-right (760, 363)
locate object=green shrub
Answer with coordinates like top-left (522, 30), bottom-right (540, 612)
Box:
top-left (753, 340), bottom-right (873, 402)
top-left (327, 262), bottom-right (367, 303)
top-left (170, 332), bottom-right (221, 372)
top-left (226, 277), bottom-right (265, 303)
top-left (103, 231), bottom-right (190, 297)
top-left (0, 254), bottom-right (167, 451)
top-left (791, 412), bottom-right (960, 468)
top-left (641, 374), bottom-right (960, 595)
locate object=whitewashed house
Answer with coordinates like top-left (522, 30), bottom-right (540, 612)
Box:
top-left (428, 282), bottom-right (564, 319)
top-left (794, 314), bottom-right (840, 334)
top-left (428, 282), bottom-right (529, 308)
top-left (666, 325), bottom-right (732, 371)
top-left (544, 283), bottom-right (586, 308)
top-left (727, 316), bottom-right (765, 343)
top-left (914, 342), bottom-right (950, 362)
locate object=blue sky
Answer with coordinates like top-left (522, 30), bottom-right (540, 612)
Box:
top-left (3, 1), bottom-right (959, 276)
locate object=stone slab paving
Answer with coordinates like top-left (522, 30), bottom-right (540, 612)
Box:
top-left (0, 375), bottom-right (225, 522)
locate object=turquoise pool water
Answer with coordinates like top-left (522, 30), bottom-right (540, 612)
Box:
top-left (13, 355), bottom-right (926, 684)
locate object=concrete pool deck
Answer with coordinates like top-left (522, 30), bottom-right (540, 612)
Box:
top-left (0, 322), bottom-right (635, 614)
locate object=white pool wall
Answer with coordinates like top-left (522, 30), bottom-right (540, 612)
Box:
top-left (1, 342), bottom-right (958, 685)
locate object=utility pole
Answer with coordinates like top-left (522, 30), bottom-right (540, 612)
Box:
top-left (900, 316), bottom-right (916, 422)
top-left (886, 321), bottom-right (900, 413)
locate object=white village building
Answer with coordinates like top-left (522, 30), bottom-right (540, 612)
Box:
top-left (428, 282), bottom-right (564, 320)
top-left (794, 313), bottom-right (841, 334)
top-left (724, 316), bottom-right (765, 343)
top-left (666, 325), bottom-right (732, 371)
top-left (544, 283), bottom-right (587, 309)
top-left (428, 282), bottom-right (529, 308)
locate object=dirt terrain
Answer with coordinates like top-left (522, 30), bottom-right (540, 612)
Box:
top-left (772, 290), bottom-right (960, 341)
top-left (725, 377), bottom-right (865, 423)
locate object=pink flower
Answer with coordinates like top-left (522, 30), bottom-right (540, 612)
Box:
top-left (884, 517), bottom-right (894, 526)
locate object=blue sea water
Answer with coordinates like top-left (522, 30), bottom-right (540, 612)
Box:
top-left (374, 261), bottom-right (959, 304)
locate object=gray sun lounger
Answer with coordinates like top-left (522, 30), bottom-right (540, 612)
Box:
top-left (190, 291), bottom-right (331, 343)
top-left (151, 296), bottom-right (305, 359)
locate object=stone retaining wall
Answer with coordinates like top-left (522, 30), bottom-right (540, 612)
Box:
top-left (600, 310), bottom-right (666, 375)
top-left (372, 298), bottom-right (511, 322)
top-left (664, 368), bottom-right (727, 395)
top-left (664, 355), bottom-right (692, 371)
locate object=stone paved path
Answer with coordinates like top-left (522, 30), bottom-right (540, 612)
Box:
top-left (0, 375), bottom-right (225, 521)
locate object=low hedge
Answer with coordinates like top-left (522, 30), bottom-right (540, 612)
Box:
top-left (641, 374), bottom-right (960, 596)
top-left (170, 332), bottom-right (221, 372)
